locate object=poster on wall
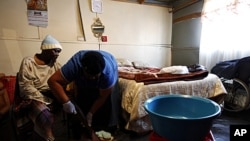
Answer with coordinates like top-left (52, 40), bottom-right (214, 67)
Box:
top-left (27, 0), bottom-right (48, 27)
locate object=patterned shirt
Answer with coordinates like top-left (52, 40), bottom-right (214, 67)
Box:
top-left (18, 56), bottom-right (61, 104)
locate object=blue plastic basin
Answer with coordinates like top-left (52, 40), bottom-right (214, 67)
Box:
top-left (144, 94), bottom-right (221, 141)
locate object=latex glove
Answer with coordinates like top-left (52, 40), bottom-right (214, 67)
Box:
top-left (86, 112), bottom-right (93, 126)
top-left (63, 101), bottom-right (77, 114)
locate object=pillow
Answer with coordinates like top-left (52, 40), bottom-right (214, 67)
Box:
top-left (116, 58), bottom-right (133, 67)
top-left (132, 61), bottom-right (158, 69)
top-left (159, 66), bottom-right (189, 74)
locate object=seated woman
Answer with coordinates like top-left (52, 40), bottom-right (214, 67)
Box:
top-left (18, 35), bottom-right (62, 141)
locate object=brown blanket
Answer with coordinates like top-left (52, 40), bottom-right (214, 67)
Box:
top-left (118, 67), bottom-right (209, 85)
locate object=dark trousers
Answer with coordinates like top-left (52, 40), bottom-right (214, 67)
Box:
top-left (70, 81), bottom-right (121, 139)
top-left (75, 87), bottom-right (111, 128)
top-left (69, 88), bottom-right (111, 139)
top-left (0, 111), bottom-right (16, 141)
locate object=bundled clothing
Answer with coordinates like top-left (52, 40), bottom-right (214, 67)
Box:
top-left (211, 56), bottom-right (250, 85)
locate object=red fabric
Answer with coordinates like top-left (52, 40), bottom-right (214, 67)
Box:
top-left (2, 76), bottom-right (16, 104)
top-left (149, 131), bottom-right (215, 141)
top-left (149, 132), bottom-right (169, 141)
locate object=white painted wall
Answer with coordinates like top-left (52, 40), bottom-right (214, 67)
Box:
top-left (0, 0), bottom-right (172, 75)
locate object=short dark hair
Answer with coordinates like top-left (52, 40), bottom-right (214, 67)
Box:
top-left (81, 51), bottom-right (105, 75)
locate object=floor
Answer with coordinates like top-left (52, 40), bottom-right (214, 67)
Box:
top-left (211, 109), bottom-right (250, 141)
top-left (1, 108), bottom-right (250, 141)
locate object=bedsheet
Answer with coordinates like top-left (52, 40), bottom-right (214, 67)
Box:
top-left (118, 73), bottom-right (227, 133)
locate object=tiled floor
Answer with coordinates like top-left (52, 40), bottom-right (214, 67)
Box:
top-left (1, 108), bottom-right (250, 141)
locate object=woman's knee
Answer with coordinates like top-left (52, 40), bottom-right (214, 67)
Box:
top-left (35, 109), bottom-right (54, 129)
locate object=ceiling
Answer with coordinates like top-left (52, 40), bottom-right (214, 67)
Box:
top-left (138, 0), bottom-right (179, 7)
top-left (113, 0), bottom-right (184, 8)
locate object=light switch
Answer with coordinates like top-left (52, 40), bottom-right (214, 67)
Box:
top-left (101, 36), bottom-right (107, 42)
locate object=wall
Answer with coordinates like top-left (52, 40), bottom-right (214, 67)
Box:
top-left (171, 0), bottom-right (203, 65)
top-left (0, 0), bottom-right (172, 75)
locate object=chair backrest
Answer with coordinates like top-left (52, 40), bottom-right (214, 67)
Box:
top-left (13, 73), bottom-right (21, 106)
top-left (1, 75), bottom-right (16, 105)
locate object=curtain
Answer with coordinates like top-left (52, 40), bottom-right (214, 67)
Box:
top-left (199, 0), bottom-right (250, 71)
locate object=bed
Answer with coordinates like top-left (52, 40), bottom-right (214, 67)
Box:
top-left (116, 59), bottom-right (227, 134)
